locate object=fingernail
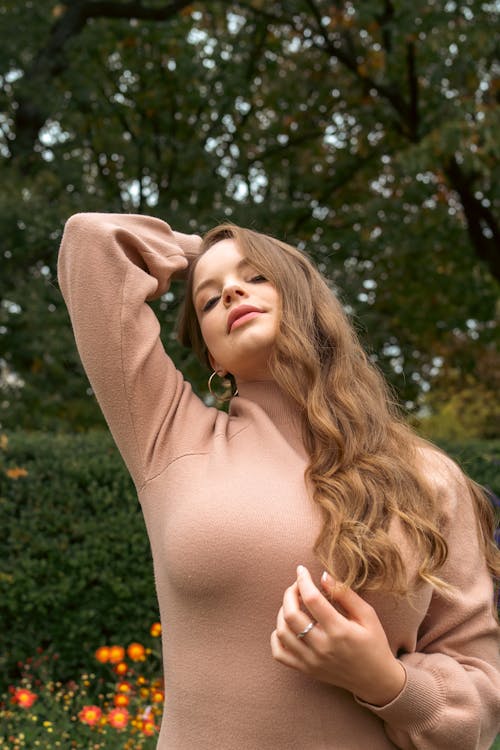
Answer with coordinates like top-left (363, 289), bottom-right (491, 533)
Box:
top-left (321, 571), bottom-right (330, 584)
top-left (297, 565), bottom-right (305, 576)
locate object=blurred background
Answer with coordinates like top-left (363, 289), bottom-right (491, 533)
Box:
top-left (0, 0), bottom-right (498, 697)
top-left (0, 0), bottom-right (498, 436)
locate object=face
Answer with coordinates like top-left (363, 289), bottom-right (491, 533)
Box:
top-left (192, 239), bottom-right (280, 382)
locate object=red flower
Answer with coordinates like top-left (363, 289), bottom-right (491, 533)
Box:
top-left (140, 706), bottom-right (158, 736)
top-left (142, 718), bottom-right (157, 736)
top-left (12, 688), bottom-right (37, 708)
top-left (113, 693), bottom-right (130, 708)
top-left (107, 707), bottom-right (129, 730)
top-left (78, 705), bottom-right (102, 726)
top-left (113, 661), bottom-right (128, 676)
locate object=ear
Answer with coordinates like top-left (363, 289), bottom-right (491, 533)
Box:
top-left (208, 352), bottom-right (227, 376)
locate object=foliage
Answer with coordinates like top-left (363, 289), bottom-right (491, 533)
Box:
top-left (430, 439), bottom-right (500, 502)
top-left (414, 339), bottom-right (500, 439)
top-left (0, 623), bottom-right (163, 749)
top-left (0, 430), bottom-right (159, 689)
top-left (0, 0), bottom-right (498, 429)
top-left (414, 383), bottom-right (500, 441)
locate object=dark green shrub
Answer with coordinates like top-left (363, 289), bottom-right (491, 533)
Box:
top-left (0, 432), bottom-right (498, 691)
top-left (0, 431), bottom-right (158, 690)
top-left (436, 439), bottom-right (500, 495)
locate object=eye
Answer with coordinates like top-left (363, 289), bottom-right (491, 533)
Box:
top-left (250, 274), bottom-right (267, 283)
top-left (202, 295), bottom-right (220, 312)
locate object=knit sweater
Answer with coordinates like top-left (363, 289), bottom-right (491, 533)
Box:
top-left (58, 213), bottom-right (500, 750)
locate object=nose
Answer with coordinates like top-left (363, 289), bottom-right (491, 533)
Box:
top-left (222, 282), bottom-right (246, 306)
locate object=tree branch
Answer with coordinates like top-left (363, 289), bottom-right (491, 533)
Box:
top-left (302, 0), bottom-right (411, 133)
top-left (376, 0), bottom-right (395, 54)
top-left (406, 40), bottom-right (419, 142)
top-left (11, 0), bottom-right (193, 162)
top-left (444, 157), bottom-right (500, 283)
top-left (291, 149), bottom-right (383, 235)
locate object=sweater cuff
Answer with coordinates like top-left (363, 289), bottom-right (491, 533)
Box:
top-left (145, 231), bottom-right (202, 298)
top-left (173, 230), bottom-right (202, 259)
top-left (355, 661), bottom-right (445, 733)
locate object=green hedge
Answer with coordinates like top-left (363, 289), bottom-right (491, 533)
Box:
top-left (0, 431), bottom-right (158, 690)
top-left (0, 431), bottom-right (498, 691)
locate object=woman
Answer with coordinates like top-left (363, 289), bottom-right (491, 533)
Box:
top-left (58, 213), bottom-right (500, 749)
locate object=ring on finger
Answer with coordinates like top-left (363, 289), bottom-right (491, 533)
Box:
top-left (296, 620), bottom-right (317, 639)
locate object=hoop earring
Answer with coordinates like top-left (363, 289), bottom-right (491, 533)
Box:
top-left (208, 371), bottom-right (238, 403)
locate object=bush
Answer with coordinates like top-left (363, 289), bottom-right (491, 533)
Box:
top-left (0, 431), bottom-right (498, 692)
top-left (433, 439), bottom-right (500, 498)
top-left (0, 431), bottom-right (158, 691)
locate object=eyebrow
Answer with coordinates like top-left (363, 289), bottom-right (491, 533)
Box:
top-left (193, 257), bottom-right (252, 300)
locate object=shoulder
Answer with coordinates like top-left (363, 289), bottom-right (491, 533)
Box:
top-left (414, 440), bottom-right (464, 486)
top-left (413, 439), bottom-right (477, 530)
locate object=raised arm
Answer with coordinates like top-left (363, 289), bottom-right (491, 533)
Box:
top-left (58, 212), bottom-right (207, 488)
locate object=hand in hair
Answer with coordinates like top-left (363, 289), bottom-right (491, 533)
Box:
top-left (271, 565), bottom-right (406, 707)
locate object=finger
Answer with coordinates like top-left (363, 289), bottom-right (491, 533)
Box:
top-left (282, 581), bottom-right (315, 634)
top-left (270, 629), bottom-right (304, 672)
top-left (296, 566), bottom-right (342, 628)
top-left (276, 606), bottom-right (311, 655)
top-left (320, 571), bottom-right (375, 624)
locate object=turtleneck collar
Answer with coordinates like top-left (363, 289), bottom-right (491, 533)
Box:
top-left (230, 379), bottom-right (304, 438)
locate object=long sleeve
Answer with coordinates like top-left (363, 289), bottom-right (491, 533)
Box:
top-left (57, 212), bottom-right (209, 489)
top-left (359, 454), bottom-right (500, 749)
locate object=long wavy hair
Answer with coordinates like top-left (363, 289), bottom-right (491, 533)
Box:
top-left (178, 224), bottom-right (500, 596)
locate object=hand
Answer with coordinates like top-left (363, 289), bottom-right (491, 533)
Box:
top-left (270, 565), bottom-right (406, 706)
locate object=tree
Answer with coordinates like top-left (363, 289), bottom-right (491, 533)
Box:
top-left (0, 0), bottom-right (498, 430)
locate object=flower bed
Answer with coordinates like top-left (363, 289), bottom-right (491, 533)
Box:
top-left (1, 623), bottom-right (164, 749)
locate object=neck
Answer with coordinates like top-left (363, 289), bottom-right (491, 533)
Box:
top-left (231, 379), bottom-right (306, 452)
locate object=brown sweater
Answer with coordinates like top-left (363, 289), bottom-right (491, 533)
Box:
top-left (58, 213), bottom-right (500, 750)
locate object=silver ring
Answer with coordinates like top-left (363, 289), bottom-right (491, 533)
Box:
top-left (296, 621), bottom-right (316, 639)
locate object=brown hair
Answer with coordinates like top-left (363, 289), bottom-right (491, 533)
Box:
top-left (178, 224), bottom-right (500, 595)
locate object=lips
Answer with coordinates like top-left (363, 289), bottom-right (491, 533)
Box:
top-left (227, 305), bottom-right (263, 333)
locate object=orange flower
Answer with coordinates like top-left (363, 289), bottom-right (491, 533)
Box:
top-left (95, 646), bottom-right (110, 663)
top-left (12, 688), bottom-right (37, 708)
top-left (142, 718), bottom-right (157, 736)
top-left (114, 661), bottom-right (128, 676)
top-left (52, 4), bottom-right (66, 18)
top-left (108, 645), bottom-right (125, 664)
top-left (78, 705), bottom-right (102, 726)
top-left (150, 622), bottom-right (162, 637)
top-left (107, 707), bottom-right (129, 730)
top-left (113, 693), bottom-right (129, 707)
top-left (127, 642), bottom-right (146, 661)
top-left (140, 706), bottom-right (157, 736)
top-left (6, 467), bottom-right (28, 480)
top-left (116, 680), bottom-right (132, 693)
top-left (151, 688), bottom-right (164, 704)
